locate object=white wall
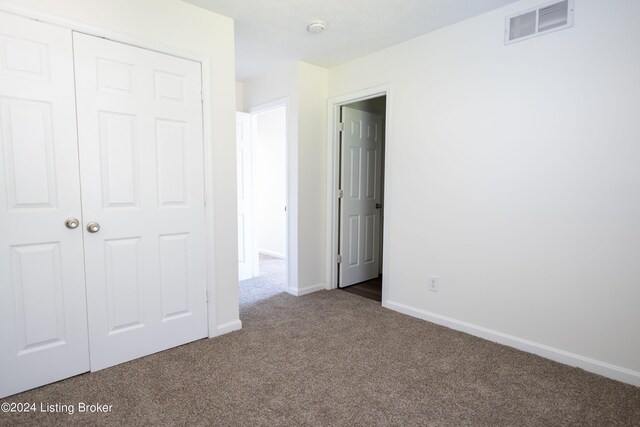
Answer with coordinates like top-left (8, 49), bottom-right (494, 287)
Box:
top-left (329, 0), bottom-right (640, 382)
top-left (255, 107), bottom-right (287, 258)
top-left (244, 60), bottom-right (327, 295)
top-left (297, 62), bottom-right (328, 293)
top-left (0, 0), bottom-right (241, 334)
top-left (235, 81), bottom-right (244, 112)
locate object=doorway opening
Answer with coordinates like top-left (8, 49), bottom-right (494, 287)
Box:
top-left (332, 95), bottom-right (387, 303)
top-left (236, 103), bottom-right (288, 306)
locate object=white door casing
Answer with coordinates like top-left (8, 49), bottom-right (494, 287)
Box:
top-left (73, 33), bottom-right (208, 371)
top-left (0, 12), bottom-right (90, 397)
top-left (339, 106), bottom-right (383, 287)
top-left (236, 111), bottom-right (255, 281)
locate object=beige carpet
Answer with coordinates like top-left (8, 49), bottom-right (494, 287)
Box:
top-left (1, 265), bottom-right (639, 425)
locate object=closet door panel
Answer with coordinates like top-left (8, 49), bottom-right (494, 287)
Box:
top-left (73, 32), bottom-right (208, 371)
top-left (0, 11), bottom-right (89, 398)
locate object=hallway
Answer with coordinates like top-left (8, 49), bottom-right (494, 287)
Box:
top-left (239, 254), bottom-right (286, 307)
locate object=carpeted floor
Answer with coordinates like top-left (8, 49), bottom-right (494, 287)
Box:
top-left (239, 254), bottom-right (287, 306)
top-left (2, 257), bottom-right (639, 426)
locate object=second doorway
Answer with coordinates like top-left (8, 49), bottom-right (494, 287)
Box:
top-left (338, 96), bottom-right (386, 303)
top-left (237, 103), bottom-right (288, 301)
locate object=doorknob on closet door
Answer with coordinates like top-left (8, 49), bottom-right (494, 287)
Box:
top-left (376, 203), bottom-right (383, 209)
top-left (65, 217), bottom-right (80, 229)
top-left (86, 222), bottom-right (100, 233)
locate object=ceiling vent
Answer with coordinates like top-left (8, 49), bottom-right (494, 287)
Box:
top-left (505, 0), bottom-right (574, 45)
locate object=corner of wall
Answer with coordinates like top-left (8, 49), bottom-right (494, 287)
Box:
top-left (294, 61), bottom-right (329, 293)
top-left (235, 81), bottom-right (244, 112)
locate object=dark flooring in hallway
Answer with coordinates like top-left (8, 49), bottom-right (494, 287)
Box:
top-left (340, 275), bottom-right (382, 302)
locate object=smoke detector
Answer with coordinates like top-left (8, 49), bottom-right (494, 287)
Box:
top-left (307, 20), bottom-right (326, 34)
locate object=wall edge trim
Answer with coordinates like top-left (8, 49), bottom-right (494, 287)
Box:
top-left (212, 320), bottom-right (242, 337)
top-left (384, 300), bottom-right (640, 387)
top-left (288, 283), bottom-right (325, 297)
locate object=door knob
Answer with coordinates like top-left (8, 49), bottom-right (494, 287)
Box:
top-left (376, 203), bottom-right (383, 209)
top-left (86, 222), bottom-right (100, 233)
top-left (65, 217), bottom-right (80, 229)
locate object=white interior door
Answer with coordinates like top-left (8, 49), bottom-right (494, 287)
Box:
top-left (73, 33), bottom-right (208, 371)
top-left (339, 106), bottom-right (383, 288)
top-left (237, 111), bottom-right (255, 280)
top-left (0, 12), bottom-right (90, 397)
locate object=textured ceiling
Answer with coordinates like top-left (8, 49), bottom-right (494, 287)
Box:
top-left (184, 0), bottom-right (522, 81)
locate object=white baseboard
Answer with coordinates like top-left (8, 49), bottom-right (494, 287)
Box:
top-left (258, 249), bottom-right (286, 259)
top-left (384, 300), bottom-right (640, 387)
top-left (287, 283), bottom-right (325, 297)
top-left (211, 319), bottom-right (242, 337)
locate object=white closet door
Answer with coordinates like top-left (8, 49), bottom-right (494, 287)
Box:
top-left (73, 33), bottom-right (208, 370)
top-left (0, 12), bottom-right (89, 397)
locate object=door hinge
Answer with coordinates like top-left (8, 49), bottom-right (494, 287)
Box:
top-left (337, 122), bottom-right (344, 132)
top-left (201, 90), bottom-right (204, 102)
top-left (337, 254), bottom-right (343, 264)
top-left (206, 289), bottom-right (210, 303)
top-left (338, 189), bottom-right (344, 198)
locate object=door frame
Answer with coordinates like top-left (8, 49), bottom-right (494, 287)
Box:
top-left (325, 84), bottom-right (392, 305)
top-left (248, 98), bottom-right (291, 293)
top-left (0, 2), bottom-right (222, 338)
top-left (236, 111), bottom-right (256, 280)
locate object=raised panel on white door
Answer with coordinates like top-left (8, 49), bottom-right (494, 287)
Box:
top-left (364, 214), bottom-right (375, 264)
top-left (365, 148), bottom-right (377, 200)
top-left (0, 34), bottom-right (50, 80)
top-left (349, 147), bottom-right (361, 199)
top-left (154, 70), bottom-right (185, 103)
top-left (159, 233), bottom-right (190, 321)
top-left (10, 243), bottom-right (65, 353)
top-left (366, 121), bottom-right (379, 143)
top-left (97, 58), bottom-right (133, 95)
top-left (349, 118), bottom-right (361, 138)
top-left (348, 215), bottom-right (360, 266)
top-left (339, 106), bottom-right (383, 288)
top-left (1, 98), bottom-right (56, 209)
top-left (99, 112), bottom-right (139, 207)
top-left (156, 119), bottom-right (188, 206)
top-left (0, 11), bottom-right (89, 398)
top-left (104, 237), bottom-right (143, 334)
top-left (74, 32), bottom-right (207, 371)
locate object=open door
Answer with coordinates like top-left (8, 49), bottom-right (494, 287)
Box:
top-left (338, 106), bottom-right (383, 288)
top-left (237, 112), bottom-right (256, 281)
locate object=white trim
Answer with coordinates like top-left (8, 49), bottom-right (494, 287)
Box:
top-left (288, 283), bottom-right (325, 297)
top-left (201, 61), bottom-right (219, 339)
top-left (212, 320), bottom-right (243, 337)
top-left (384, 300), bottom-right (640, 387)
top-left (249, 97), bottom-right (289, 114)
top-left (326, 84), bottom-right (393, 307)
top-left (258, 249), bottom-right (286, 259)
top-left (0, 2), bottom-right (207, 63)
top-left (0, 2), bottom-right (222, 339)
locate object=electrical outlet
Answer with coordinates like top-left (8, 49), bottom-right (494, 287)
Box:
top-left (428, 275), bottom-right (440, 292)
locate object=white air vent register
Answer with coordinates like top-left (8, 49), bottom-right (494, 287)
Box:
top-left (505, 0), bottom-right (574, 44)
